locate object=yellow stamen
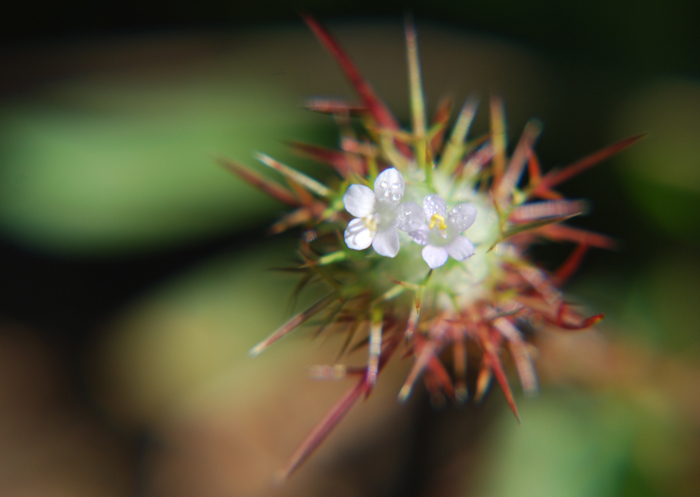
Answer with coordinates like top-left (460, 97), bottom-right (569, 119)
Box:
top-left (428, 213), bottom-right (447, 231)
top-left (363, 214), bottom-right (378, 232)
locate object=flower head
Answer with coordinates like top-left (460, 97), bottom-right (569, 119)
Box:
top-left (343, 167), bottom-right (424, 257)
top-left (220, 14), bottom-right (643, 480)
top-left (408, 194), bottom-right (477, 268)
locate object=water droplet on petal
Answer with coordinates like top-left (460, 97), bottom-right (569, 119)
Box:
top-left (447, 203), bottom-right (477, 233)
top-left (374, 168), bottom-right (405, 205)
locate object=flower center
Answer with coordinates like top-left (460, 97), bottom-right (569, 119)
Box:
top-left (363, 213), bottom-right (379, 232)
top-left (428, 213), bottom-right (447, 237)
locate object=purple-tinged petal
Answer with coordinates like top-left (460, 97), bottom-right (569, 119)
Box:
top-left (422, 244), bottom-right (449, 268)
top-left (394, 201), bottom-right (425, 232)
top-left (409, 225), bottom-right (429, 245)
top-left (447, 203), bottom-right (477, 233)
top-left (344, 218), bottom-right (374, 250)
top-left (445, 235), bottom-right (475, 261)
top-left (372, 227), bottom-right (400, 258)
top-left (343, 184), bottom-right (375, 218)
top-left (423, 194), bottom-right (446, 218)
top-left (374, 168), bottom-right (405, 206)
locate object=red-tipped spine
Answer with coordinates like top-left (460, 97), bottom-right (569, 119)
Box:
top-left (534, 134), bottom-right (645, 193)
top-left (302, 14), bottom-right (401, 132)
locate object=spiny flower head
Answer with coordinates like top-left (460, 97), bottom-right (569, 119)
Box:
top-left (219, 15), bottom-right (642, 480)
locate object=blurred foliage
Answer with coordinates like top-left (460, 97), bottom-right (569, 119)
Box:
top-left (93, 241), bottom-right (300, 424)
top-left (0, 76), bottom-right (327, 254)
top-left (0, 4), bottom-right (699, 495)
top-left (570, 247), bottom-right (700, 358)
top-left (624, 250), bottom-right (700, 356)
top-left (92, 243), bottom-right (414, 495)
top-left (477, 390), bottom-right (694, 497)
top-left (612, 79), bottom-right (700, 240)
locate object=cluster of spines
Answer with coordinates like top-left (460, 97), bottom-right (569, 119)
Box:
top-left (219, 14), bottom-right (642, 480)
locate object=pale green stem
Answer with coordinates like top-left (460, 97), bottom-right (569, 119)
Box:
top-left (256, 153), bottom-right (331, 198)
top-left (367, 304), bottom-right (384, 388)
top-left (367, 154), bottom-right (378, 183)
top-left (439, 97), bottom-right (479, 174)
top-left (490, 95), bottom-right (508, 185)
top-left (496, 119), bottom-right (543, 200)
top-left (405, 16), bottom-right (427, 174)
top-left (315, 250), bottom-right (348, 266)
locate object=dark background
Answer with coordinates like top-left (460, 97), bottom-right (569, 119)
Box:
top-left (0, 1), bottom-right (699, 495)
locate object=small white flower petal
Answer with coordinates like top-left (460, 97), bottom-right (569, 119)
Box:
top-left (409, 225), bottom-right (429, 246)
top-left (374, 167), bottom-right (405, 206)
top-left (372, 227), bottom-right (400, 258)
top-left (447, 203), bottom-right (477, 233)
top-left (343, 184), bottom-right (376, 218)
top-left (445, 235), bottom-right (475, 261)
top-left (393, 201), bottom-right (426, 232)
top-left (423, 194), bottom-right (447, 218)
top-left (422, 244), bottom-right (449, 268)
top-left (344, 218), bottom-right (374, 250)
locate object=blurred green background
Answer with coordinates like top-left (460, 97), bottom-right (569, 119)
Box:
top-left (0, 1), bottom-right (699, 496)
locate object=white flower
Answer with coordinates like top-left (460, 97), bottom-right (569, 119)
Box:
top-left (343, 168), bottom-right (424, 257)
top-left (410, 194), bottom-right (477, 269)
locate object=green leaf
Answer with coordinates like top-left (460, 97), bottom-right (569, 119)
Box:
top-left (0, 78), bottom-right (325, 255)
